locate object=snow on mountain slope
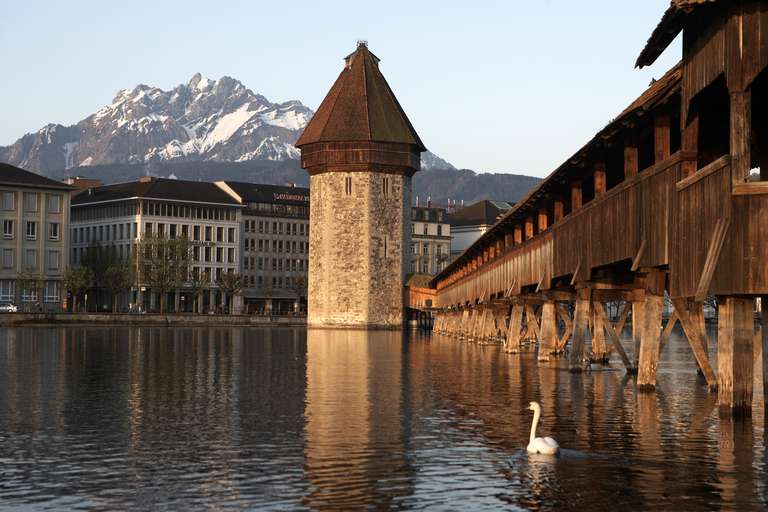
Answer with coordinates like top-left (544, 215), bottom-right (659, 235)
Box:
top-left (0, 73), bottom-right (452, 175)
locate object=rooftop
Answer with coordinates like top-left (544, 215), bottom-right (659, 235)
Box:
top-left (0, 163), bottom-right (74, 191)
top-left (447, 200), bottom-right (513, 227)
top-left (72, 177), bottom-right (241, 207)
top-left (220, 181), bottom-right (309, 205)
top-left (296, 42), bottom-right (426, 151)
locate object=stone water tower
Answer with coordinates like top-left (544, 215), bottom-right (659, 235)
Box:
top-left (296, 42), bottom-right (426, 328)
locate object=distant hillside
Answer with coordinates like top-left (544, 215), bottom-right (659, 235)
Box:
top-left (53, 160), bottom-right (540, 206)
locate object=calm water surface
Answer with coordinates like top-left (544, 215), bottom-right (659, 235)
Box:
top-left (0, 326), bottom-right (766, 510)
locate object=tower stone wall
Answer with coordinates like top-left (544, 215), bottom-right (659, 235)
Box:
top-left (308, 172), bottom-right (411, 328)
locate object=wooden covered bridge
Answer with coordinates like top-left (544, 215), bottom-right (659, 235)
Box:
top-left (412, 1), bottom-right (768, 416)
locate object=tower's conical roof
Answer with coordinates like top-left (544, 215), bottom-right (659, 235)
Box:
top-left (296, 42), bottom-right (426, 151)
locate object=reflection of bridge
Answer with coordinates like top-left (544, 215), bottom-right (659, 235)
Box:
top-left (410, 2), bottom-right (768, 416)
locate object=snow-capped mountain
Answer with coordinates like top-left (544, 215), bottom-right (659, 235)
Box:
top-left (0, 73), bottom-right (452, 175)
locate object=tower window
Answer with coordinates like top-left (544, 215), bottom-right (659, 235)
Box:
top-left (383, 236), bottom-right (388, 258)
top-left (345, 177), bottom-right (353, 195)
top-left (383, 177), bottom-right (390, 197)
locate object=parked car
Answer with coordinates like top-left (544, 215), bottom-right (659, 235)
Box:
top-left (0, 303), bottom-right (18, 313)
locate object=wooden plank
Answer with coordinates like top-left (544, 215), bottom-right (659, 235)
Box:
top-left (591, 301), bottom-right (608, 362)
top-left (658, 310), bottom-right (679, 352)
top-left (671, 298), bottom-right (718, 390)
top-left (525, 304), bottom-right (540, 342)
top-left (556, 303), bottom-right (573, 351)
top-left (504, 303), bottom-right (524, 351)
top-left (538, 301), bottom-right (558, 360)
top-left (694, 217), bottom-right (731, 302)
top-left (717, 297), bottom-right (754, 415)
top-left (654, 112), bottom-right (671, 164)
top-left (732, 182), bottom-right (768, 196)
top-left (637, 292), bottom-right (664, 391)
top-left (569, 287), bottom-right (592, 371)
top-left (631, 239), bottom-right (647, 272)
top-left (763, 297), bottom-right (768, 406)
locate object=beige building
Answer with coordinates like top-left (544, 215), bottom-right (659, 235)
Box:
top-left (0, 163), bottom-right (72, 310)
top-left (70, 176), bottom-right (242, 312)
top-left (448, 200), bottom-right (513, 258)
top-left (216, 181), bottom-right (309, 315)
top-left (410, 206), bottom-right (451, 275)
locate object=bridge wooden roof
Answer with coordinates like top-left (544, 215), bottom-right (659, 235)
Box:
top-left (635, 0), bottom-right (720, 68)
top-left (432, 61), bottom-right (683, 285)
top-left (296, 42), bottom-right (426, 152)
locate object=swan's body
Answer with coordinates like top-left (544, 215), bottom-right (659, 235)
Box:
top-left (526, 401), bottom-right (560, 455)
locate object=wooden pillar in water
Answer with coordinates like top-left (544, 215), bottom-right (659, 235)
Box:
top-left (538, 300), bottom-right (558, 361)
top-left (717, 297), bottom-right (754, 416)
top-left (632, 293), bottom-right (645, 370)
top-left (505, 302), bottom-right (524, 352)
top-left (591, 301), bottom-right (608, 363)
top-left (637, 270), bottom-right (665, 391)
top-left (763, 297), bottom-right (768, 406)
top-left (569, 287), bottom-right (592, 371)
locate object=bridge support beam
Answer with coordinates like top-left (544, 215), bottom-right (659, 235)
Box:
top-left (717, 297), bottom-right (754, 416)
top-left (637, 270), bottom-right (665, 391)
top-left (632, 294), bottom-right (645, 370)
top-left (505, 302), bottom-right (524, 353)
top-left (569, 287), bottom-right (592, 371)
top-left (591, 301), bottom-right (609, 363)
top-left (538, 300), bottom-right (558, 361)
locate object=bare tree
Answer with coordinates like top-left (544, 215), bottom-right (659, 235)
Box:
top-left (18, 267), bottom-right (43, 312)
top-left (217, 271), bottom-right (243, 315)
top-left (138, 235), bottom-right (192, 313)
top-left (63, 266), bottom-right (94, 313)
top-left (104, 264), bottom-right (133, 313)
top-left (188, 267), bottom-right (208, 314)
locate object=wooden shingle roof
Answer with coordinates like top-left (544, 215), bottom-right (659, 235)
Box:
top-left (296, 42), bottom-right (426, 151)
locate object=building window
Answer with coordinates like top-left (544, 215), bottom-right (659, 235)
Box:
top-left (216, 247), bottom-right (223, 263)
top-left (24, 249), bottom-right (37, 269)
top-left (436, 245), bottom-right (442, 257)
top-left (205, 226), bottom-right (212, 242)
top-left (1, 191), bottom-right (14, 211)
top-left (227, 247), bottom-right (234, 263)
top-left (423, 224), bottom-right (428, 235)
top-left (23, 192), bottom-right (38, 212)
top-left (258, 221), bottom-right (264, 233)
top-left (423, 244), bottom-right (429, 256)
top-left (437, 225), bottom-right (443, 236)
top-left (383, 177), bottom-right (390, 198)
top-left (2, 220), bottom-right (13, 239)
top-left (26, 221), bottom-right (37, 240)
top-left (2, 249), bottom-right (13, 269)
top-left (193, 225), bottom-right (200, 241)
top-left (383, 236), bottom-right (388, 258)
top-left (204, 247), bottom-right (211, 262)
top-left (0, 280), bottom-right (15, 301)
top-left (421, 259), bottom-right (429, 273)
top-left (145, 222), bottom-right (153, 236)
top-left (412, 243), bottom-right (417, 255)
top-left (345, 176), bottom-right (352, 195)
top-left (44, 281), bottom-right (59, 303)
top-left (228, 227), bottom-right (235, 243)
top-left (47, 194), bottom-right (61, 214)
top-left (216, 227), bottom-right (223, 242)
top-left (48, 222), bottom-right (60, 241)
top-left (47, 250), bottom-right (60, 270)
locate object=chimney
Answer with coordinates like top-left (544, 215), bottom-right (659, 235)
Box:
top-left (415, 195), bottom-right (419, 207)
top-left (139, 176), bottom-right (155, 183)
top-left (427, 196), bottom-right (431, 208)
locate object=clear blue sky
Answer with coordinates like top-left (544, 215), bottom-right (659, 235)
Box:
top-left (0, 0), bottom-right (680, 177)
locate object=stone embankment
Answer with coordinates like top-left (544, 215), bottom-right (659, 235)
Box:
top-left (0, 313), bottom-right (306, 327)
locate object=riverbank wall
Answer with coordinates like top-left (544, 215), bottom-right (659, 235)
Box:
top-left (0, 313), bottom-right (307, 327)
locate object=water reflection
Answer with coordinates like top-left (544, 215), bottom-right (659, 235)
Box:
top-left (0, 326), bottom-right (766, 510)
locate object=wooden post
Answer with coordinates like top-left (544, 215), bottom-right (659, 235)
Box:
top-left (505, 302), bottom-right (524, 352)
top-left (571, 181), bottom-right (582, 211)
top-left (596, 304), bottom-right (633, 370)
top-left (553, 198), bottom-right (564, 222)
top-left (717, 297), bottom-right (754, 416)
top-left (524, 218), bottom-right (534, 240)
top-left (682, 112), bottom-right (699, 177)
top-left (632, 294), bottom-right (645, 370)
top-left (762, 297), bottom-right (768, 405)
top-left (538, 208), bottom-right (548, 232)
top-left (591, 301), bottom-right (608, 362)
top-left (671, 298), bottom-right (718, 390)
top-left (654, 112), bottom-right (671, 164)
top-left (538, 300), bottom-right (558, 361)
top-left (637, 270), bottom-right (665, 391)
top-left (556, 303), bottom-right (573, 351)
top-left (624, 135), bottom-right (639, 178)
top-left (730, 90), bottom-right (751, 184)
top-left (594, 161), bottom-right (606, 198)
top-left (569, 287), bottom-right (592, 371)
top-left (514, 225), bottom-right (523, 245)
top-left (524, 304), bottom-right (540, 342)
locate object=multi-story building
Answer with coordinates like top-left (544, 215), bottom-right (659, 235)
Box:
top-left (70, 176), bottom-right (242, 312)
top-left (216, 181), bottom-right (309, 315)
top-left (0, 163), bottom-right (72, 311)
top-left (410, 205), bottom-right (451, 275)
top-left (448, 200), bottom-right (513, 258)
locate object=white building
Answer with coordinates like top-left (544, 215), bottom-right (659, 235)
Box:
top-left (410, 205), bottom-right (451, 275)
top-left (0, 163), bottom-right (72, 311)
top-left (448, 200), bottom-right (512, 258)
top-left (70, 176), bottom-right (242, 312)
top-left (216, 181), bottom-right (309, 315)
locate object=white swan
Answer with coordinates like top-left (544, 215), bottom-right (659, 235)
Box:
top-left (527, 401), bottom-right (560, 455)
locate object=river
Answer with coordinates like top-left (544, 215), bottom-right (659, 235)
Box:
top-left (0, 326), bottom-right (765, 510)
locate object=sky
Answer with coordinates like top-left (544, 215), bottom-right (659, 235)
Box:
top-left (0, 0), bottom-right (681, 178)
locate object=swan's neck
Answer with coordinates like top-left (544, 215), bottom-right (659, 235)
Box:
top-left (529, 409), bottom-right (540, 445)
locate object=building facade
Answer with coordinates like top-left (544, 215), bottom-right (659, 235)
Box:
top-left (0, 163), bottom-right (72, 311)
top-left (448, 200), bottom-right (512, 258)
top-left (410, 206), bottom-right (451, 275)
top-left (216, 181), bottom-right (309, 315)
top-left (70, 177), bottom-right (242, 312)
top-left (296, 42), bottom-right (425, 328)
